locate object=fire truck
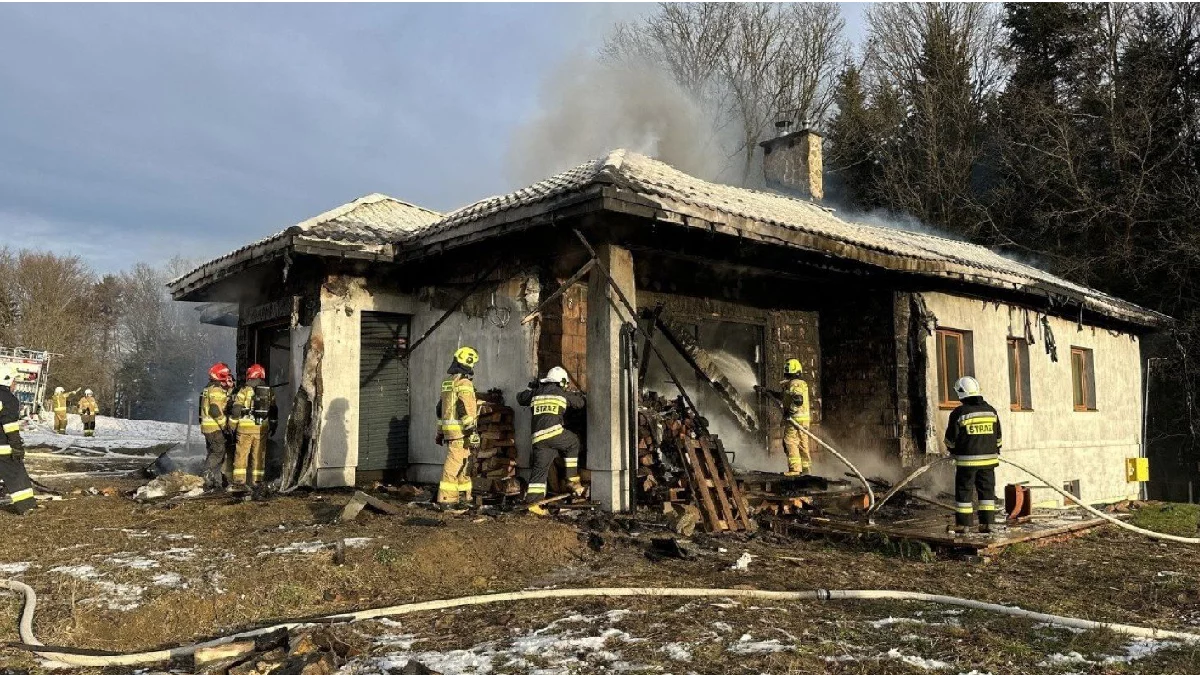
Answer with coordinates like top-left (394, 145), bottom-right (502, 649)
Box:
top-left (0, 347), bottom-right (50, 419)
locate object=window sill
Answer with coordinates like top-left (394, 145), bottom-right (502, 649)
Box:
top-left (1073, 407), bottom-right (1100, 412)
top-left (938, 402), bottom-right (961, 410)
top-left (1010, 406), bottom-right (1035, 412)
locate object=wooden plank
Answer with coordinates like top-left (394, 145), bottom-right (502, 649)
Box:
top-left (694, 439), bottom-right (739, 530)
top-left (705, 437), bottom-right (756, 531)
top-left (681, 442), bottom-right (725, 531)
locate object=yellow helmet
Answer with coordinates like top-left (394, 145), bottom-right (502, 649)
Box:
top-left (454, 346), bottom-right (480, 368)
top-left (784, 358), bottom-right (803, 375)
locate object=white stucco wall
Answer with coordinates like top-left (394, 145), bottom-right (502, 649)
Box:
top-left (922, 292), bottom-right (1143, 506)
top-left (313, 276), bottom-right (537, 488)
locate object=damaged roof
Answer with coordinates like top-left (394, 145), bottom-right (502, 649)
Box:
top-left (170, 193), bottom-right (441, 298)
top-left (399, 150), bottom-right (1166, 328)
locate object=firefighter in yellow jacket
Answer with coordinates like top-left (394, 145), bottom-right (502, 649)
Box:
top-left (759, 359), bottom-right (812, 475)
top-left (199, 362), bottom-right (235, 491)
top-left (435, 347), bottom-right (480, 506)
top-left (230, 364), bottom-right (277, 489)
top-left (78, 389), bottom-right (99, 437)
top-left (49, 386), bottom-right (80, 434)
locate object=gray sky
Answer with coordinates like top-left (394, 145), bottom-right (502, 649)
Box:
top-left (0, 3), bottom-right (869, 274)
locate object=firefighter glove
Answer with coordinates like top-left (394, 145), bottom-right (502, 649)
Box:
top-left (468, 432), bottom-right (481, 447)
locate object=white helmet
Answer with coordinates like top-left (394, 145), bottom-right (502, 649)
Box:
top-left (0, 365), bottom-right (15, 387)
top-left (954, 376), bottom-right (982, 400)
top-left (541, 366), bottom-right (570, 386)
top-left (85, 389), bottom-right (93, 396)
top-left (54, 386), bottom-right (64, 394)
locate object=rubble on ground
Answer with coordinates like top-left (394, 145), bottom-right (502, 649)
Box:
top-left (133, 472), bottom-right (205, 501)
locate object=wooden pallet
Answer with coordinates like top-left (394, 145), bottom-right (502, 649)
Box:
top-left (679, 436), bottom-right (757, 533)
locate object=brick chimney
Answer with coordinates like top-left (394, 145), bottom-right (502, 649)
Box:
top-left (759, 119), bottom-right (823, 200)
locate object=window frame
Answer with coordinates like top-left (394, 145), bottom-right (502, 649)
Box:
top-left (1007, 337), bottom-right (1033, 411)
top-left (936, 327), bottom-right (974, 409)
top-left (1070, 346), bottom-right (1097, 411)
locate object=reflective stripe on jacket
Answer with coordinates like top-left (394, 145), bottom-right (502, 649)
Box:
top-left (944, 399), bottom-right (1002, 466)
top-left (437, 375), bottom-right (477, 440)
top-left (517, 382), bottom-right (585, 445)
top-left (199, 384), bottom-right (230, 432)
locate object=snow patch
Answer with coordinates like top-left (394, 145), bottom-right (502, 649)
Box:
top-left (102, 554), bottom-right (160, 570)
top-left (871, 616), bottom-right (929, 629)
top-left (259, 541), bottom-right (330, 556)
top-left (1102, 638), bottom-right (1179, 664)
top-left (1038, 652), bottom-right (1092, 666)
top-left (50, 564), bottom-right (102, 580)
top-left (712, 622), bottom-right (733, 633)
top-left (343, 537), bottom-right (374, 549)
top-left (662, 642), bottom-right (692, 661)
top-left (84, 581), bottom-right (145, 611)
top-left (885, 648), bottom-right (951, 670)
top-left (0, 562), bottom-right (32, 574)
top-left (729, 552), bottom-right (753, 571)
top-left (726, 633), bottom-right (792, 654)
top-left (358, 611), bottom-right (643, 674)
top-left (151, 572), bottom-right (187, 588)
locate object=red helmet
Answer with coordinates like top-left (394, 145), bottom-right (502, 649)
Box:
top-left (208, 362), bottom-right (233, 386)
top-left (246, 364), bottom-right (266, 381)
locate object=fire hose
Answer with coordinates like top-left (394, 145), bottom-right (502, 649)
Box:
top-left (865, 455), bottom-right (1200, 545)
top-left (797, 426), bottom-right (876, 511)
top-left (3, 580), bottom-right (1199, 667)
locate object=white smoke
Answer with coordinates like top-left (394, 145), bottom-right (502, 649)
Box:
top-left (506, 56), bottom-right (738, 186)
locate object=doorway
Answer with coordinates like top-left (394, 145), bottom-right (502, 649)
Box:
top-left (358, 311), bottom-right (411, 474)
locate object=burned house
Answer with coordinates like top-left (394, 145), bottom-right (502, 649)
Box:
top-left (169, 129), bottom-right (1166, 511)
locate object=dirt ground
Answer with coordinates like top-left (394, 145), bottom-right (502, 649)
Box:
top-left (3, 456), bottom-right (1200, 674)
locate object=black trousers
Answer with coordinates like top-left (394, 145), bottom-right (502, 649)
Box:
top-left (527, 430), bottom-right (581, 501)
top-left (0, 455), bottom-right (35, 514)
top-left (954, 465), bottom-right (997, 527)
top-left (202, 430), bottom-right (228, 490)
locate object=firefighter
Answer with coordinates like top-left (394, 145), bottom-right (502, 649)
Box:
top-left (435, 347), bottom-right (480, 507)
top-left (944, 376), bottom-right (1002, 534)
top-left (0, 365), bottom-right (36, 515)
top-left (517, 366), bottom-right (586, 503)
top-left (49, 386), bottom-right (80, 434)
top-left (199, 362), bottom-right (235, 491)
top-left (230, 364), bottom-right (277, 489)
top-left (78, 389), bottom-right (99, 437)
top-left (758, 359), bottom-right (812, 475)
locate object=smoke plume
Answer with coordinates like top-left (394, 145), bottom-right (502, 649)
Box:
top-left (506, 57), bottom-right (736, 185)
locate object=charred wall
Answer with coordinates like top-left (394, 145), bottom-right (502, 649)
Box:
top-left (818, 289), bottom-right (902, 465)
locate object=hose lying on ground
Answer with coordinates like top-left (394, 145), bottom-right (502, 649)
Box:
top-left (5, 581), bottom-right (1198, 667)
top-left (799, 426), bottom-right (876, 511)
top-left (995, 456), bottom-right (1200, 545)
top-left (864, 453), bottom-right (1200, 545)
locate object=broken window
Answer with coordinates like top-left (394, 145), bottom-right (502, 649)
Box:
top-left (936, 328), bottom-right (974, 407)
top-left (1071, 346), bottom-right (1097, 411)
top-left (1008, 338), bottom-right (1033, 411)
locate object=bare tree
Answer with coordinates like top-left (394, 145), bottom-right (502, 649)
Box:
top-left (864, 3), bottom-right (1007, 102)
top-left (603, 2), bottom-right (846, 184)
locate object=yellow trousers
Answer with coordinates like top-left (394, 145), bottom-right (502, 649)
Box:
top-left (438, 438), bottom-right (473, 504)
top-left (53, 411), bottom-right (67, 434)
top-left (783, 425), bottom-right (812, 473)
top-left (233, 427), bottom-right (268, 485)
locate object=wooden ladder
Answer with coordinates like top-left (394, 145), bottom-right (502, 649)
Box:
top-left (680, 436), bottom-right (757, 533)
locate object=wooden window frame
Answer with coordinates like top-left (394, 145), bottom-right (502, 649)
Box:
top-left (1007, 337), bottom-right (1033, 411)
top-left (936, 328), bottom-right (974, 409)
top-left (1071, 346), bottom-right (1097, 411)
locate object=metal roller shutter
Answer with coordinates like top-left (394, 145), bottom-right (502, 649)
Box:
top-left (358, 312), bottom-right (411, 471)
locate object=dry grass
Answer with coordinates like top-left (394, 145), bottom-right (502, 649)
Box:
top-left (2, 480), bottom-right (1200, 674)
